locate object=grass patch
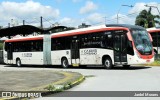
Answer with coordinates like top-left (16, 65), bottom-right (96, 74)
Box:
top-left (45, 84), bottom-right (56, 91)
top-left (142, 60), bottom-right (160, 66)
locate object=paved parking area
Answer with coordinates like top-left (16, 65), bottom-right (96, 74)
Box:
top-left (0, 71), bottom-right (65, 91)
top-left (0, 67), bottom-right (83, 92)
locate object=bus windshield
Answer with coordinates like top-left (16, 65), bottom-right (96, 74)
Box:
top-left (131, 29), bottom-right (152, 55)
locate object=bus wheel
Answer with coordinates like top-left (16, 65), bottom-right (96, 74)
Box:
top-left (16, 59), bottom-right (21, 67)
top-left (61, 58), bottom-right (69, 68)
top-left (103, 57), bottom-right (112, 69)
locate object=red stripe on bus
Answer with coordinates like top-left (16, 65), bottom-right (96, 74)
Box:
top-left (5, 27), bottom-right (130, 42)
top-left (51, 27), bottom-right (130, 38)
top-left (5, 37), bottom-right (43, 42)
top-left (148, 30), bottom-right (160, 33)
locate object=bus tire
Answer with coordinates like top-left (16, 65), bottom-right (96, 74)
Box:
top-left (16, 59), bottom-right (21, 67)
top-left (103, 57), bottom-right (112, 69)
top-left (61, 58), bottom-right (69, 68)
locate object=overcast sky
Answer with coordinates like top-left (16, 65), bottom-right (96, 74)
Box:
top-left (0, 0), bottom-right (160, 28)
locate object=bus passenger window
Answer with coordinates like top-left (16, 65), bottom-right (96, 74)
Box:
top-left (127, 41), bottom-right (134, 55)
top-left (104, 34), bottom-right (113, 49)
top-left (4, 43), bottom-right (8, 51)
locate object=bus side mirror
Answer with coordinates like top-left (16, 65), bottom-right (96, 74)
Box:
top-left (128, 41), bottom-right (132, 47)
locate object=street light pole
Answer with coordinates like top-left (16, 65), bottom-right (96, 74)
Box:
top-left (117, 5), bottom-right (133, 24)
top-left (23, 20), bottom-right (25, 25)
top-left (40, 16), bottom-right (43, 29)
top-left (145, 4), bottom-right (160, 15)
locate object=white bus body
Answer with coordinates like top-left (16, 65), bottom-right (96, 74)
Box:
top-left (3, 24), bottom-right (154, 69)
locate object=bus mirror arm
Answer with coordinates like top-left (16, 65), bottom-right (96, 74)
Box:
top-left (128, 41), bottom-right (132, 47)
top-left (154, 48), bottom-right (157, 54)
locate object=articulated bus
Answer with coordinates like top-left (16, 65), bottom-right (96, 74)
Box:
top-left (3, 24), bottom-right (154, 69)
top-left (147, 27), bottom-right (160, 57)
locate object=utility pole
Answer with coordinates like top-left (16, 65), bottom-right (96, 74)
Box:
top-left (8, 23), bottom-right (10, 28)
top-left (145, 4), bottom-right (160, 15)
top-left (40, 16), bottom-right (43, 29)
top-left (23, 20), bottom-right (25, 25)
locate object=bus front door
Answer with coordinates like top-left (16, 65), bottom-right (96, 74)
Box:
top-left (71, 39), bottom-right (80, 66)
top-left (114, 34), bottom-right (127, 65)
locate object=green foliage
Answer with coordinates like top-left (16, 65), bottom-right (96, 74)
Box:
top-left (0, 42), bottom-right (3, 50)
top-left (46, 84), bottom-right (55, 91)
top-left (135, 7), bottom-right (160, 28)
top-left (149, 60), bottom-right (160, 66)
top-left (142, 60), bottom-right (160, 66)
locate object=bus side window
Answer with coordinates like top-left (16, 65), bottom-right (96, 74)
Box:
top-left (31, 42), bottom-right (34, 51)
top-left (39, 40), bottom-right (43, 51)
top-left (4, 43), bottom-right (8, 51)
top-left (65, 37), bottom-right (71, 49)
top-left (91, 32), bottom-right (102, 48)
top-left (51, 39), bottom-right (54, 50)
top-left (57, 39), bottom-right (62, 50)
top-left (80, 37), bottom-right (85, 48)
top-left (127, 40), bottom-right (134, 55)
top-left (150, 32), bottom-right (159, 47)
top-left (51, 39), bottom-right (58, 50)
top-left (100, 36), bottom-right (105, 47)
top-left (103, 31), bottom-right (113, 49)
top-left (81, 35), bottom-right (87, 48)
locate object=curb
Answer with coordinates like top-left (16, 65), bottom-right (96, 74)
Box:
top-left (0, 71), bottom-right (85, 100)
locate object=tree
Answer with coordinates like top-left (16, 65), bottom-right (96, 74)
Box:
top-left (135, 7), bottom-right (160, 28)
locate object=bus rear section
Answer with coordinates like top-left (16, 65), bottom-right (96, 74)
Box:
top-left (3, 36), bottom-right (44, 66)
top-left (147, 27), bottom-right (160, 59)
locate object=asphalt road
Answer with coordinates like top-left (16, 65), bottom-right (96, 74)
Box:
top-left (0, 64), bottom-right (160, 100)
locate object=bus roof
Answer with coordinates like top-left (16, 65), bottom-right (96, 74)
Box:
top-left (106, 24), bottom-right (145, 30)
top-left (50, 24), bottom-right (131, 38)
top-left (5, 24), bottom-right (141, 42)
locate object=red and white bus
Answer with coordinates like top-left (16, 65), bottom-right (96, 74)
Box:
top-left (3, 24), bottom-right (154, 69)
top-left (147, 27), bottom-right (160, 56)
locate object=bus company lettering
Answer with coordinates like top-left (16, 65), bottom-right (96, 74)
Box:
top-left (81, 49), bottom-right (97, 55)
top-left (84, 42), bottom-right (101, 46)
top-left (22, 53), bottom-right (32, 57)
